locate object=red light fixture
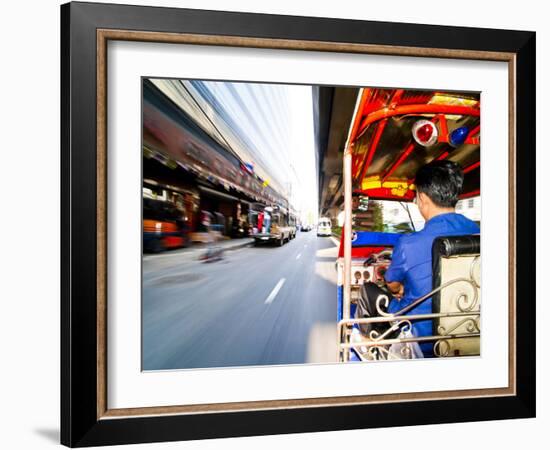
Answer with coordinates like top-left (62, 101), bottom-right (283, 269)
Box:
top-left (412, 119), bottom-right (438, 147)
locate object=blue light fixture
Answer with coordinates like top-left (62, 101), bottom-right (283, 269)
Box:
top-left (449, 126), bottom-right (469, 147)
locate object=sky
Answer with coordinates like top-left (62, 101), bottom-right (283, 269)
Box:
top-left (286, 85), bottom-right (318, 223)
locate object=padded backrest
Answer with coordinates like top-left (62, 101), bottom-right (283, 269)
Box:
top-left (432, 235), bottom-right (480, 357)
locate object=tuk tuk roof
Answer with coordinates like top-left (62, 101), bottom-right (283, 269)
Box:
top-left (348, 89), bottom-right (480, 202)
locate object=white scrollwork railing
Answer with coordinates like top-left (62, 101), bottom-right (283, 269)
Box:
top-left (340, 265), bottom-right (481, 361)
top-left (437, 317), bottom-right (479, 336)
top-left (375, 277), bottom-right (479, 317)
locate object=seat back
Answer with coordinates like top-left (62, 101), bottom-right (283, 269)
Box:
top-left (432, 235), bottom-right (480, 357)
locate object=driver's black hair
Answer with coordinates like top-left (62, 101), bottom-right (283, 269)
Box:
top-left (414, 160), bottom-right (464, 208)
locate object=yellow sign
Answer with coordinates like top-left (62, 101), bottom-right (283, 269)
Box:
top-left (360, 176), bottom-right (415, 197)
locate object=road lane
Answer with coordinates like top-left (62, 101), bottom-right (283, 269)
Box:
top-left (142, 232), bottom-right (338, 370)
top-left (264, 277), bottom-right (286, 304)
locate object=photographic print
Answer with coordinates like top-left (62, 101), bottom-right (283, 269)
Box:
top-left (61, 3), bottom-right (535, 445)
top-left (141, 79), bottom-right (481, 370)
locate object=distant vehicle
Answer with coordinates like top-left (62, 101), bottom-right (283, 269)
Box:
top-left (301, 224), bottom-right (312, 232)
top-left (317, 218), bottom-right (332, 237)
top-left (288, 214), bottom-right (298, 240)
top-left (143, 198), bottom-right (190, 252)
top-left (250, 204), bottom-right (296, 246)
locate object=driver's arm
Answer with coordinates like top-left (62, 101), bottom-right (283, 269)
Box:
top-left (384, 237), bottom-right (407, 300)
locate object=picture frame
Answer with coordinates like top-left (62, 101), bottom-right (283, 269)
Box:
top-left (60, 1), bottom-right (536, 447)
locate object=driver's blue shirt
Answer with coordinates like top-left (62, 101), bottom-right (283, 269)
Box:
top-left (384, 212), bottom-right (480, 355)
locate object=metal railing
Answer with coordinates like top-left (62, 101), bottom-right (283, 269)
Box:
top-left (338, 275), bottom-right (480, 361)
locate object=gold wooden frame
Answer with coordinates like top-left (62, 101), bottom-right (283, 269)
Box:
top-left (96, 29), bottom-right (516, 420)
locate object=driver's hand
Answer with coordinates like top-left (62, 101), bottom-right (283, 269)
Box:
top-left (386, 281), bottom-right (404, 299)
top-left (394, 284), bottom-right (404, 299)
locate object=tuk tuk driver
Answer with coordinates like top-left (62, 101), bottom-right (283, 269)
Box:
top-left (357, 160), bottom-right (480, 357)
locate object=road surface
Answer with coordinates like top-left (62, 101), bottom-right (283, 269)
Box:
top-left (142, 231), bottom-right (338, 370)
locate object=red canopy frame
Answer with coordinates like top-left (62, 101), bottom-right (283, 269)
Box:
top-left (347, 88), bottom-right (481, 202)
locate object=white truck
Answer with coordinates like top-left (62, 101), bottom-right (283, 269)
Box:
top-left (317, 217), bottom-right (332, 237)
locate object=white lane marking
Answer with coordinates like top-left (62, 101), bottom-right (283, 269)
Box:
top-left (296, 253), bottom-right (302, 260)
top-left (264, 278), bottom-right (286, 305)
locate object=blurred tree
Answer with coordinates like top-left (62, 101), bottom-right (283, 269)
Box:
top-left (394, 221), bottom-right (414, 233)
top-left (371, 201), bottom-right (384, 232)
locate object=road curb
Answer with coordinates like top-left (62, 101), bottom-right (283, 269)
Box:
top-left (222, 239), bottom-right (254, 252)
top-left (143, 239), bottom-right (254, 260)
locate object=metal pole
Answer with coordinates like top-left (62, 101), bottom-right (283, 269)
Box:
top-left (342, 144), bottom-right (352, 362)
top-left (340, 88), bottom-right (364, 362)
top-left (339, 332), bottom-right (480, 349)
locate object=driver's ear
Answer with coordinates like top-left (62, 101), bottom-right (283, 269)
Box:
top-left (417, 192), bottom-right (428, 207)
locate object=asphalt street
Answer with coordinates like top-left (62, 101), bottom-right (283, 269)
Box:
top-left (142, 231), bottom-right (338, 370)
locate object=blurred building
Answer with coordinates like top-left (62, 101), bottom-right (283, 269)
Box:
top-left (142, 79), bottom-right (308, 241)
top-left (382, 196), bottom-right (481, 232)
top-left (455, 196), bottom-right (481, 224)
